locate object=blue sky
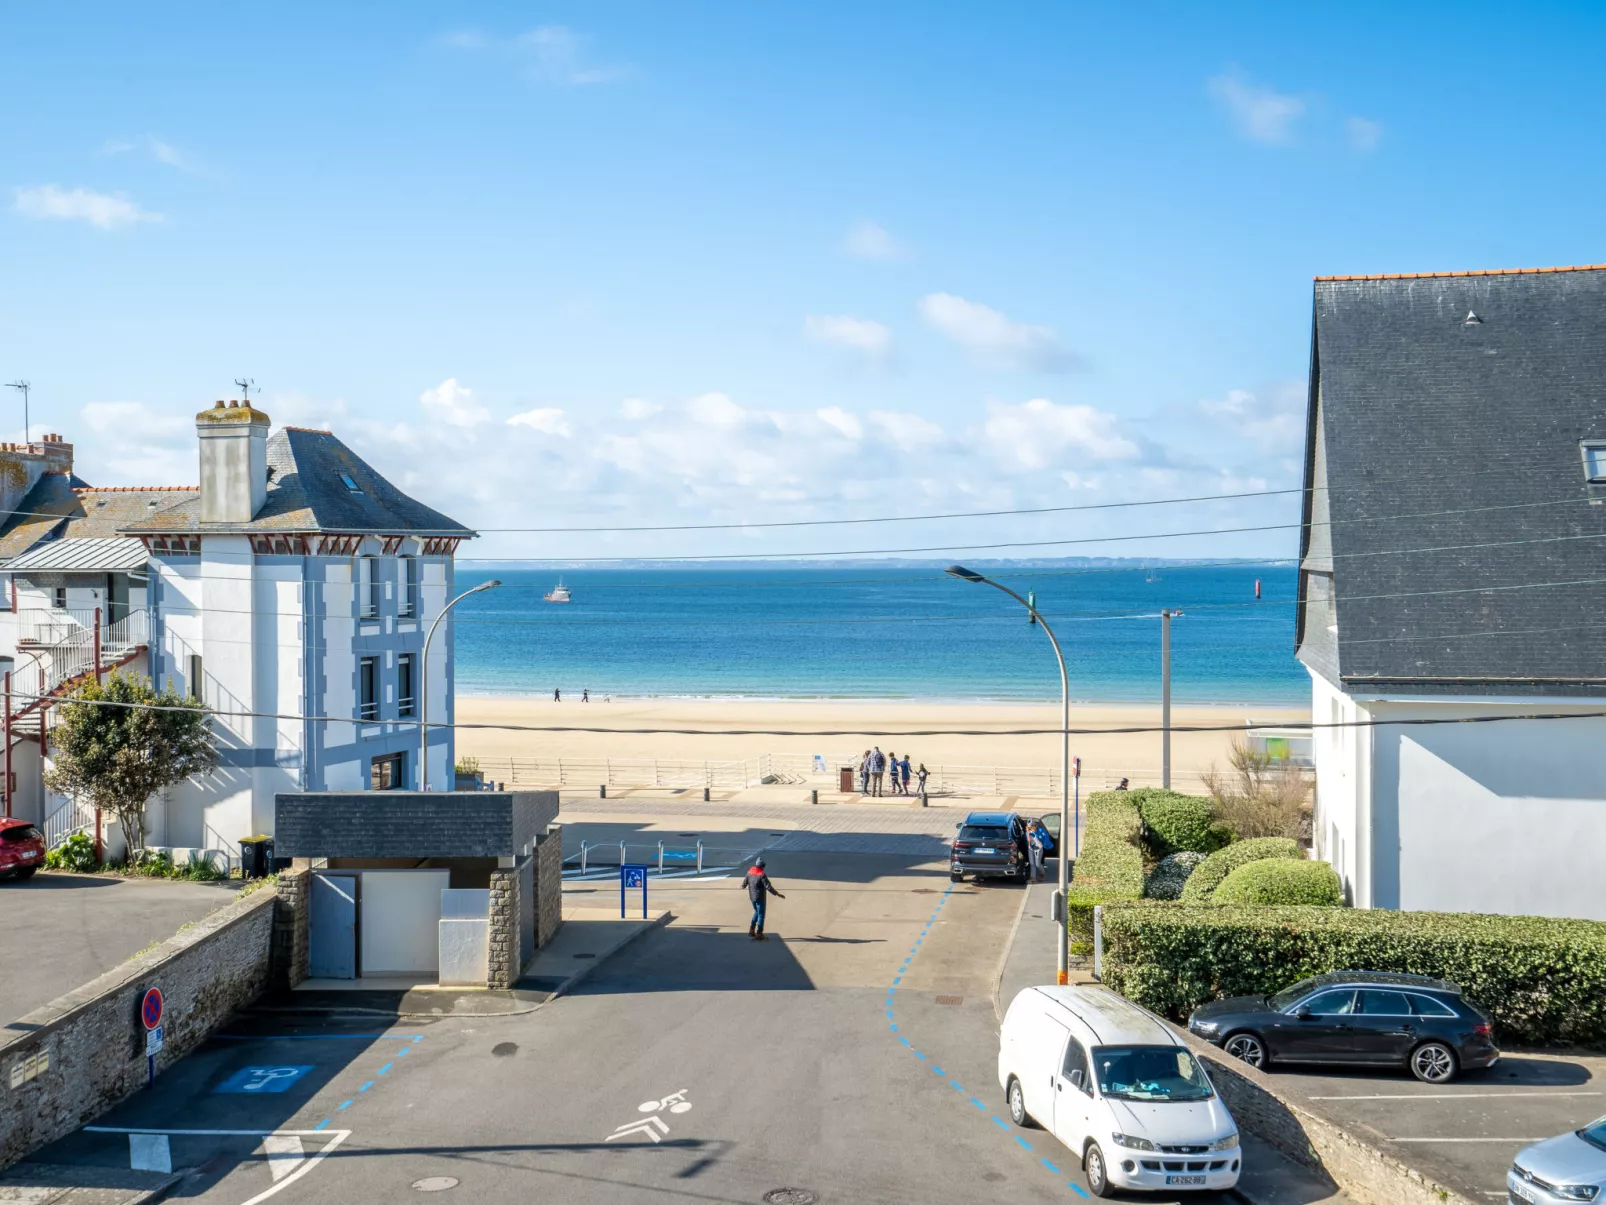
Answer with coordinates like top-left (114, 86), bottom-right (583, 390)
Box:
top-left (6, 2), bottom-right (1604, 561)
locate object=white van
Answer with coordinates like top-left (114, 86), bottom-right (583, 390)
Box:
top-left (998, 986), bottom-right (1241, 1197)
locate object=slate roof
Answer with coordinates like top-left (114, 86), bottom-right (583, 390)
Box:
top-left (1296, 265), bottom-right (1606, 696)
top-left (121, 428), bottom-right (473, 536)
top-left (0, 478), bottom-right (194, 563)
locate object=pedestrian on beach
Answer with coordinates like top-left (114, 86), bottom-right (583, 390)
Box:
top-left (1027, 822), bottom-right (1045, 882)
top-left (859, 750), bottom-right (871, 794)
top-left (899, 754), bottom-right (912, 795)
top-left (739, 857), bottom-right (785, 940)
top-left (871, 746), bottom-right (886, 796)
top-left (886, 752), bottom-right (898, 794)
top-left (553, 688), bottom-right (561, 703)
top-left (582, 689), bottom-right (589, 703)
top-left (916, 763), bottom-right (929, 800)
top-left (1115, 777), bottom-right (1129, 791)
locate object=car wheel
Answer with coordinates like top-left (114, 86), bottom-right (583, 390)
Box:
top-left (1224, 1032), bottom-right (1268, 1070)
top-left (14, 866), bottom-right (37, 880)
top-left (1006, 1076), bottom-right (1033, 1128)
top-left (1411, 1041), bottom-right (1458, 1084)
top-left (950, 872), bottom-right (964, 883)
top-left (1084, 1141), bottom-right (1115, 1197)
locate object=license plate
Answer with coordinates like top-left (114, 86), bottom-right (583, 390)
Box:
top-left (1167, 1175), bottom-right (1206, 1187)
top-left (1508, 1179), bottom-right (1536, 1204)
top-left (22, 849), bottom-right (37, 858)
top-left (976, 848), bottom-right (995, 854)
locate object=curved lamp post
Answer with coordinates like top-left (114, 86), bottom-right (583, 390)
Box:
top-left (945, 564), bottom-right (1072, 985)
top-left (419, 578), bottom-right (500, 790)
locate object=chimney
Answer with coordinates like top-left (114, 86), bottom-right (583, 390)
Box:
top-left (196, 400), bottom-right (271, 523)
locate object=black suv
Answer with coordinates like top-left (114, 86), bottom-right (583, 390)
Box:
top-left (1187, 971), bottom-right (1499, 1084)
top-left (950, 811), bottom-right (1029, 883)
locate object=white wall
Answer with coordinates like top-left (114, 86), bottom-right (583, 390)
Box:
top-left (1310, 671), bottom-right (1369, 905)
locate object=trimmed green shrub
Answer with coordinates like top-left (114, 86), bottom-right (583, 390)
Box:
top-left (1212, 858), bottom-right (1343, 907)
top-left (44, 831), bottom-right (99, 873)
top-left (1133, 789), bottom-right (1233, 858)
top-left (1179, 836), bottom-right (1304, 904)
top-left (1066, 791), bottom-right (1144, 950)
top-left (1144, 851), bottom-right (1206, 900)
top-left (1100, 904), bottom-right (1606, 1047)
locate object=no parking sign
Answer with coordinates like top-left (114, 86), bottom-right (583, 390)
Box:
top-left (139, 987), bottom-right (164, 1088)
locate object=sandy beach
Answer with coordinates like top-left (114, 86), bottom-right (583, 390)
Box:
top-left (454, 696), bottom-right (1310, 791)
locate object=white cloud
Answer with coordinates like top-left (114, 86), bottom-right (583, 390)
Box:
top-left (686, 391), bottom-right (749, 429)
top-left (803, 313), bottom-right (893, 364)
top-left (507, 407), bottom-right (573, 437)
top-left (1207, 72), bottom-right (1305, 145)
top-left (982, 398), bottom-right (1140, 470)
top-left (842, 220), bottom-right (907, 261)
top-left (869, 410), bottom-right (946, 447)
top-left (620, 397), bottom-right (662, 420)
top-left (815, 406), bottom-right (863, 440)
top-left (1198, 382), bottom-right (1307, 453)
top-left (104, 136), bottom-right (200, 173)
top-left (419, 377), bottom-right (491, 427)
top-left (446, 25), bottom-right (627, 85)
top-left (917, 293), bottom-right (1076, 372)
top-left (1346, 116), bottom-right (1383, 153)
top-left (14, 185), bottom-right (161, 230)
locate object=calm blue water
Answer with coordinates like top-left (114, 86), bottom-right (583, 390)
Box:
top-left (450, 563), bottom-right (1306, 705)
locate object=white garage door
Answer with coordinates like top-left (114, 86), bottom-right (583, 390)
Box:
top-left (360, 870), bottom-right (450, 975)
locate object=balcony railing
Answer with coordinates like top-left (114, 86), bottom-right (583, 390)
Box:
top-left (14, 608), bottom-right (149, 694)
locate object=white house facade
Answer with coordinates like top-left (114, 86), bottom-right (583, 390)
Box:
top-left (0, 402), bottom-right (475, 862)
top-left (1296, 265), bottom-right (1606, 922)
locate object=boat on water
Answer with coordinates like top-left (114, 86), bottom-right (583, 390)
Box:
top-left (544, 581), bottom-right (572, 603)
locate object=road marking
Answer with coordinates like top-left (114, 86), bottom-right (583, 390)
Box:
top-left (993, 1117), bottom-right (1010, 1131)
top-left (128, 1134), bottom-right (170, 1173)
top-left (1041, 1159), bottom-right (1061, 1174)
top-left (1311, 1091), bottom-right (1603, 1101)
top-left (337, 1100), bottom-right (352, 1111)
top-left (360, 1080), bottom-right (375, 1092)
top-left (1015, 1135), bottom-right (1033, 1151)
top-left (313, 1119), bottom-right (330, 1132)
top-left (931, 1065), bottom-right (945, 1076)
top-left (88, 1128), bottom-right (340, 1136)
top-left (1391, 1137), bottom-right (1546, 1143)
top-left (378, 1062), bottom-right (394, 1075)
top-left (215, 1066), bottom-right (314, 1094)
top-left (261, 1135), bottom-right (305, 1182)
top-left (238, 1131), bottom-right (349, 1205)
top-left (1068, 1183), bottom-right (1089, 1198)
top-left (606, 1115), bottom-right (669, 1144)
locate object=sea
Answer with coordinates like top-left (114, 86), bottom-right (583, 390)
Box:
top-left (451, 563), bottom-right (1308, 706)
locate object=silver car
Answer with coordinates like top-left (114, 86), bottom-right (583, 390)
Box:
top-left (1508, 1115), bottom-right (1606, 1204)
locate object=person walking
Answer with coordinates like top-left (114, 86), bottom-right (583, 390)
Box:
top-left (871, 746), bottom-right (886, 796)
top-left (553, 687), bottom-right (561, 703)
top-left (582, 688), bottom-right (589, 703)
top-left (739, 858), bottom-right (785, 939)
top-left (885, 752), bottom-right (898, 795)
top-left (899, 754), bottom-right (912, 796)
top-left (858, 749), bottom-right (871, 795)
top-left (916, 763), bottom-right (929, 801)
top-left (1115, 777), bottom-right (1129, 791)
top-left (1027, 819), bottom-right (1047, 882)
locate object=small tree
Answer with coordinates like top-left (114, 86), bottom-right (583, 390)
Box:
top-left (1201, 737), bottom-right (1311, 841)
top-left (45, 671), bottom-right (219, 859)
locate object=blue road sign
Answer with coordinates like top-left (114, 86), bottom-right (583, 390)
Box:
top-left (622, 866), bottom-right (646, 888)
top-left (621, 864), bottom-right (648, 919)
top-left (215, 1065), bottom-right (315, 1094)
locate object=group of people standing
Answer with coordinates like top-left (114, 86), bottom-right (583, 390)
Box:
top-left (858, 746), bottom-right (925, 797)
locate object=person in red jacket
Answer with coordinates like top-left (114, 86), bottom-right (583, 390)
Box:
top-left (740, 858), bottom-right (786, 940)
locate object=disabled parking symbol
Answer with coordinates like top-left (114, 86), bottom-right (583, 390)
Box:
top-left (214, 1065), bottom-right (315, 1094)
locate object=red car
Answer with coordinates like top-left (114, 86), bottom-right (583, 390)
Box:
top-left (0, 818), bottom-right (45, 880)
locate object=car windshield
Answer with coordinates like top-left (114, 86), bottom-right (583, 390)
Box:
top-left (1270, 977), bottom-right (1323, 1011)
top-left (1091, 1046), bottom-right (1214, 1102)
top-left (0, 825), bottom-right (40, 843)
top-left (1578, 1117), bottom-right (1606, 1153)
top-left (958, 826), bottom-right (1009, 842)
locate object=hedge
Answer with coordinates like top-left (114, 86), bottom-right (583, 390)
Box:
top-left (1066, 791), bottom-right (1144, 949)
top-left (1179, 837), bottom-right (1304, 904)
top-left (1133, 789), bottom-right (1233, 858)
top-left (1212, 858), bottom-right (1343, 907)
top-left (1099, 904), bottom-right (1606, 1046)
top-left (1144, 851), bottom-right (1205, 900)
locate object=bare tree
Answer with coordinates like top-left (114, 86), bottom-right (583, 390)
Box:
top-left (1202, 738), bottom-right (1311, 841)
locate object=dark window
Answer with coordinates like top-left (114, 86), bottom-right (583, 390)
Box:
top-left (399, 556), bottom-right (419, 618)
top-left (1091, 1046), bottom-right (1214, 1103)
top-left (0, 825), bottom-right (41, 843)
top-left (1062, 1038), bottom-right (1092, 1094)
top-left (397, 654), bottom-right (416, 718)
top-left (1302, 990), bottom-right (1357, 1016)
top-left (958, 826), bottom-right (1011, 842)
top-left (1408, 994), bottom-right (1458, 1018)
top-left (341, 472), bottom-right (362, 494)
top-left (370, 753), bottom-right (403, 790)
top-left (188, 654), bottom-right (204, 703)
top-left (1357, 990), bottom-right (1412, 1016)
top-left (358, 557), bottom-right (379, 619)
top-left (359, 656), bottom-right (378, 721)
top-left (52, 587), bottom-right (66, 609)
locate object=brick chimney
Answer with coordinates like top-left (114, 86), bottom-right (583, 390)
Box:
top-left (196, 400), bottom-right (271, 524)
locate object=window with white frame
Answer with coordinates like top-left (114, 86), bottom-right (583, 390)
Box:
top-left (399, 556), bottom-right (419, 618)
top-left (359, 656), bottom-right (379, 721)
top-left (1583, 440), bottom-right (1606, 483)
top-left (358, 556), bottom-right (380, 619)
top-left (397, 653), bottom-right (416, 718)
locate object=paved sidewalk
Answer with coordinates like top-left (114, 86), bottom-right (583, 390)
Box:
top-left (0, 1162), bottom-right (179, 1205)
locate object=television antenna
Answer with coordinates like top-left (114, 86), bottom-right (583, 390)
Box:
top-left (234, 377), bottom-right (256, 402)
top-left (4, 381), bottom-right (29, 443)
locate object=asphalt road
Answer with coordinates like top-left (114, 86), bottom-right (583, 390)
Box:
top-left (28, 829), bottom-right (1231, 1204)
top-left (0, 872), bottom-right (234, 1024)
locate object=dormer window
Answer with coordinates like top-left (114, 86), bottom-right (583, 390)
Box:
top-left (1583, 441), bottom-right (1606, 484)
top-left (340, 473), bottom-right (362, 494)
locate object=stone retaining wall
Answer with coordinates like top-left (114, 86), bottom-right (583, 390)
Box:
top-left (534, 824), bottom-right (563, 950)
top-left (0, 887), bottom-right (277, 1171)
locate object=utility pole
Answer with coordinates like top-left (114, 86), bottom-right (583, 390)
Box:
top-left (1160, 609), bottom-right (1184, 789)
top-left (5, 381), bottom-right (30, 444)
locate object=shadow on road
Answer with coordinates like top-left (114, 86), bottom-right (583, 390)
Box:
top-left (572, 923), bottom-right (817, 993)
top-left (0, 873), bottom-right (124, 891)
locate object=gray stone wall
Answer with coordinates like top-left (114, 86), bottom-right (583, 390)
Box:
top-left (488, 862), bottom-right (520, 990)
top-left (534, 823), bottom-right (563, 949)
top-left (0, 888), bottom-right (276, 1171)
top-left (518, 856), bottom-right (535, 969)
top-left (271, 869), bottom-right (310, 991)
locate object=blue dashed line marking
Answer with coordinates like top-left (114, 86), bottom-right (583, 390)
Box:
top-left (992, 1116), bottom-right (1010, 1132)
top-left (913, 1051), bottom-right (926, 1060)
top-left (1041, 1159), bottom-right (1061, 1174)
top-left (931, 1065), bottom-right (944, 1076)
top-left (396, 1046), bottom-right (411, 1056)
top-left (337, 1100), bottom-right (352, 1112)
top-left (898, 1036), bottom-right (911, 1047)
top-left (1015, 1135), bottom-right (1033, 1151)
top-left (359, 1080), bottom-right (375, 1092)
top-left (1068, 1184), bottom-right (1089, 1198)
top-left (970, 1097), bottom-right (987, 1110)
top-left (378, 1062), bottom-right (393, 1075)
top-left (950, 1081), bottom-right (965, 1093)
top-left (313, 1118), bottom-right (330, 1132)
top-left (886, 1010), bottom-right (894, 1019)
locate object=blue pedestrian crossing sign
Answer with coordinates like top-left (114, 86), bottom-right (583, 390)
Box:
top-left (621, 864), bottom-right (648, 918)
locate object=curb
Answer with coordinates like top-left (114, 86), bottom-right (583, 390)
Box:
top-left (991, 879), bottom-right (1034, 1024)
top-left (544, 911), bottom-right (674, 1004)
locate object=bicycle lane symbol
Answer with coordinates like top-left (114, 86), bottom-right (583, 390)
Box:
top-left (606, 1090), bottom-right (693, 1143)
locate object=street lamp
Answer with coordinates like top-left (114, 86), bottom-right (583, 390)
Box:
top-left (419, 578), bottom-right (500, 791)
top-left (945, 564), bottom-right (1073, 985)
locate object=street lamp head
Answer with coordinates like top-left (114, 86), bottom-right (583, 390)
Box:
top-left (945, 564), bottom-right (986, 583)
top-left (473, 579), bottom-right (502, 592)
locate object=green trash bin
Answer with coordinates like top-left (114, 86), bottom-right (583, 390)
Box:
top-left (239, 835), bottom-right (274, 879)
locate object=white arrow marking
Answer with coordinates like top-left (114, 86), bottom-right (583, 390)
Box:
top-left (606, 1115), bottom-right (669, 1144)
top-left (262, 1134), bottom-right (305, 1182)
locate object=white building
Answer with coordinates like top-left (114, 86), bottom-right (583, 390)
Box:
top-left (0, 401), bottom-right (475, 860)
top-left (1297, 264), bottom-right (1606, 922)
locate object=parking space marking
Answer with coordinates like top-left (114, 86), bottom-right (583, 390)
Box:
top-left (1391, 1137), bottom-right (1546, 1143)
top-left (86, 1127), bottom-right (351, 1205)
top-left (129, 1133), bottom-right (170, 1173)
top-left (1311, 1091), bottom-right (1602, 1101)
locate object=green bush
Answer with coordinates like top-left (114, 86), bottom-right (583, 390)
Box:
top-left (1179, 836), bottom-right (1304, 904)
top-left (1212, 858), bottom-right (1343, 907)
top-left (44, 831), bottom-right (99, 873)
top-left (1133, 789), bottom-right (1232, 858)
top-left (1100, 904), bottom-right (1606, 1047)
top-left (1066, 791), bottom-right (1145, 949)
top-left (1144, 851), bottom-right (1206, 900)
